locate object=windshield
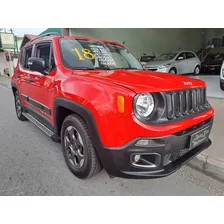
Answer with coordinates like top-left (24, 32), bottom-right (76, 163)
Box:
top-left (140, 55), bottom-right (156, 62)
top-left (204, 53), bottom-right (224, 62)
top-left (59, 38), bottom-right (144, 70)
top-left (154, 53), bottom-right (177, 61)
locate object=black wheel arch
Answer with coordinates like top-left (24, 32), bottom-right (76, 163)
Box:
top-left (169, 67), bottom-right (176, 73)
top-left (54, 97), bottom-right (103, 149)
top-left (11, 82), bottom-right (18, 95)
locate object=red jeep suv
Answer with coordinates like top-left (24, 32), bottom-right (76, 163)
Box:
top-left (11, 33), bottom-right (214, 179)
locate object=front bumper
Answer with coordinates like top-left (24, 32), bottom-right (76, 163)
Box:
top-left (99, 117), bottom-right (213, 179)
top-left (201, 66), bottom-right (221, 74)
top-left (146, 67), bottom-right (170, 73)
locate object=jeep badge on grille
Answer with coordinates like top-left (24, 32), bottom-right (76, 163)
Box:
top-left (183, 81), bottom-right (192, 85)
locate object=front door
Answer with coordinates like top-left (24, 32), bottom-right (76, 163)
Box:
top-left (25, 41), bottom-right (56, 129)
top-left (174, 52), bottom-right (187, 74)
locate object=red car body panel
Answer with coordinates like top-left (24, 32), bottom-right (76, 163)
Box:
top-left (12, 35), bottom-right (214, 149)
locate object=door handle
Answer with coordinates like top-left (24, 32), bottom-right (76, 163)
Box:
top-left (26, 78), bottom-right (34, 83)
top-left (16, 74), bottom-right (21, 78)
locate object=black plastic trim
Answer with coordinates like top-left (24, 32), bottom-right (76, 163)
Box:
top-left (11, 82), bottom-right (18, 91)
top-left (23, 105), bottom-right (54, 131)
top-left (99, 117), bottom-right (213, 179)
top-left (21, 94), bottom-right (51, 115)
top-left (53, 97), bottom-right (103, 148)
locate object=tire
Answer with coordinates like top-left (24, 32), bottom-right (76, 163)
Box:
top-left (14, 90), bottom-right (27, 121)
top-left (169, 68), bottom-right (176, 74)
top-left (194, 65), bottom-right (200, 76)
top-left (220, 80), bottom-right (224, 91)
top-left (61, 114), bottom-right (102, 179)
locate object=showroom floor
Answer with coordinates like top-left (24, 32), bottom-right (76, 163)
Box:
top-left (189, 75), bottom-right (224, 99)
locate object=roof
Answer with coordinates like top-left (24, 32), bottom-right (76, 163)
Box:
top-left (163, 50), bottom-right (195, 54)
top-left (23, 35), bottom-right (123, 49)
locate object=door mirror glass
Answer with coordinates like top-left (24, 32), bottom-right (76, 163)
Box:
top-left (177, 56), bottom-right (184, 60)
top-left (28, 57), bottom-right (46, 73)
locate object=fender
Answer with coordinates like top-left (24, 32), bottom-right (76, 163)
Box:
top-left (54, 97), bottom-right (103, 150)
top-left (11, 81), bottom-right (18, 93)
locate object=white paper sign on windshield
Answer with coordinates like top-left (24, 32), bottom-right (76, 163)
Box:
top-left (89, 45), bottom-right (116, 66)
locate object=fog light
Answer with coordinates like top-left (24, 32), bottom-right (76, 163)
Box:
top-left (134, 155), bottom-right (141, 162)
top-left (135, 139), bottom-right (165, 147)
top-left (135, 140), bottom-right (149, 146)
top-left (131, 153), bottom-right (161, 168)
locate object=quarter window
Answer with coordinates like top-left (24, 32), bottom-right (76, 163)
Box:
top-left (186, 52), bottom-right (196, 59)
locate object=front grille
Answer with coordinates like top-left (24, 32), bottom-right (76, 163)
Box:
top-left (170, 148), bottom-right (192, 162)
top-left (146, 67), bottom-right (157, 71)
top-left (165, 88), bottom-right (209, 120)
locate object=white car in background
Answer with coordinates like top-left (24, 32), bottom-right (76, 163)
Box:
top-left (145, 51), bottom-right (201, 75)
top-left (220, 61), bottom-right (224, 91)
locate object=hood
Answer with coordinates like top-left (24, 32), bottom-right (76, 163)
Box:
top-left (73, 70), bottom-right (206, 93)
top-left (145, 60), bottom-right (172, 67)
top-left (203, 59), bottom-right (223, 66)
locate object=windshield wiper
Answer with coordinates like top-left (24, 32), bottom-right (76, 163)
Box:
top-left (72, 67), bottom-right (95, 70)
top-left (94, 67), bottom-right (111, 70)
top-left (113, 67), bottom-right (140, 70)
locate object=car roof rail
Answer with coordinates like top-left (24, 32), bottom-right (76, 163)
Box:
top-left (30, 32), bottom-right (60, 42)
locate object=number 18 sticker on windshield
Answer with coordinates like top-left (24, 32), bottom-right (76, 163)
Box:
top-left (73, 48), bottom-right (95, 60)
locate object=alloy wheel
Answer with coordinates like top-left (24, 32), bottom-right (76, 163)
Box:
top-left (195, 66), bottom-right (200, 75)
top-left (15, 92), bottom-right (22, 117)
top-left (64, 126), bottom-right (85, 169)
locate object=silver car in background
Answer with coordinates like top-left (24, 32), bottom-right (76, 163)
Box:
top-left (220, 61), bottom-right (224, 91)
top-left (145, 51), bottom-right (201, 75)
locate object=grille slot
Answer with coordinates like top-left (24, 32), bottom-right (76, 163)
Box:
top-left (166, 88), bottom-right (208, 120)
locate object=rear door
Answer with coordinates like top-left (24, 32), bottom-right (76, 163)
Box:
top-left (185, 51), bottom-right (197, 73)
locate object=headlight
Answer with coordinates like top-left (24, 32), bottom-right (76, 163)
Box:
top-left (158, 64), bottom-right (171, 69)
top-left (135, 93), bottom-right (154, 117)
top-left (222, 68), bottom-right (224, 77)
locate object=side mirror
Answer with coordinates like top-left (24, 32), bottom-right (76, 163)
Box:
top-left (28, 57), bottom-right (46, 74)
top-left (177, 56), bottom-right (184, 60)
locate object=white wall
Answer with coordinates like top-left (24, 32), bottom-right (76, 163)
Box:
top-left (69, 28), bottom-right (204, 58)
top-left (205, 28), bottom-right (224, 43)
top-left (0, 52), bottom-right (9, 76)
top-left (0, 52), bottom-right (15, 76)
top-left (17, 38), bottom-right (23, 51)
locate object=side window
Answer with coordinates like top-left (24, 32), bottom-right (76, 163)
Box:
top-left (23, 47), bottom-right (32, 69)
top-left (186, 52), bottom-right (196, 59)
top-left (176, 52), bottom-right (186, 60)
top-left (35, 43), bottom-right (55, 72)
